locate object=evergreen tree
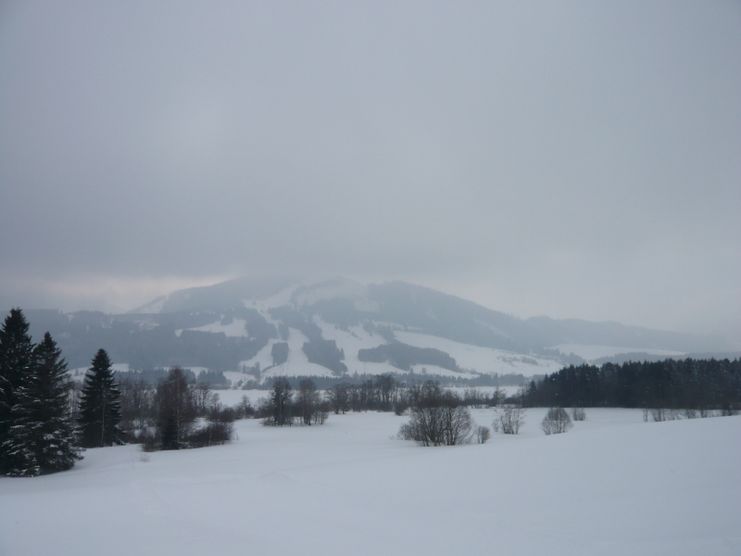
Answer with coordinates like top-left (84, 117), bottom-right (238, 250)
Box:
top-left (267, 377), bottom-right (293, 426)
top-left (156, 367), bottom-right (195, 450)
top-left (0, 309), bottom-right (35, 473)
top-left (2, 333), bottom-right (81, 476)
top-left (78, 349), bottom-right (123, 447)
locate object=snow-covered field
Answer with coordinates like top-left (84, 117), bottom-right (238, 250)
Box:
top-left (2, 410), bottom-right (739, 556)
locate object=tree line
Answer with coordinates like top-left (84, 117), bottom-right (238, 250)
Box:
top-left (523, 358), bottom-right (741, 412)
top-left (0, 309), bottom-right (239, 476)
top-left (258, 377), bottom-right (329, 426)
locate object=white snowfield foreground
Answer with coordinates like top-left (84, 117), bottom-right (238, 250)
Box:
top-left (1, 410), bottom-right (739, 556)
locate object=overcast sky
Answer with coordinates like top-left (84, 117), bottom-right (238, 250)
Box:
top-left (0, 1), bottom-right (739, 340)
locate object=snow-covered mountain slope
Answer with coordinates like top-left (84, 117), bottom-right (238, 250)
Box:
top-left (396, 331), bottom-right (564, 377)
top-left (176, 318), bottom-right (249, 338)
top-left (23, 277), bottom-right (731, 382)
top-left (552, 343), bottom-right (685, 362)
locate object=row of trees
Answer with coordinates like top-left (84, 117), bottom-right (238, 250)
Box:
top-left (323, 376), bottom-right (508, 415)
top-left (523, 358), bottom-right (741, 411)
top-left (260, 378), bottom-right (329, 426)
top-left (0, 308), bottom-right (128, 475)
top-left (139, 367), bottom-right (235, 451)
top-left (0, 310), bottom-right (81, 476)
top-left (0, 309), bottom-right (120, 476)
top-left (0, 309), bottom-right (240, 476)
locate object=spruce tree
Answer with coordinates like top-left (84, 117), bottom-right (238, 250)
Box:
top-left (2, 332), bottom-right (82, 476)
top-left (156, 367), bottom-right (195, 450)
top-left (78, 349), bottom-right (123, 447)
top-left (0, 309), bottom-right (35, 473)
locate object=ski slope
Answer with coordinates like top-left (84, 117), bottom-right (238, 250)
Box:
top-left (1, 410), bottom-right (739, 556)
top-left (260, 327), bottom-right (337, 380)
top-left (396, 331), bottom-right (563, 376)
top-left (176, 318), bottom-right (249, 338)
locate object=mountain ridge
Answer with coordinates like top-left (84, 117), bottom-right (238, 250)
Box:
top-left (15, 277), bottom-right (732, 383)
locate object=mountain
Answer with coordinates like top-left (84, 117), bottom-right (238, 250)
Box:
top-left (19, 277), bottom-right (732, 386)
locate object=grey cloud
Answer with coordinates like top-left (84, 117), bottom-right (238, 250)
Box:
top-left (0, 0), bottom-right (739, 338)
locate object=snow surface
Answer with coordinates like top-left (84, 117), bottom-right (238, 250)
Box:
top-left (176, 318), bottom-right (249, 338)
top-left (243, 283), bottom-right (298, 312)
top-left (260, 327), bottom-right (337, 379)
top-left (553, 343), bottom-right (685, 361)
top-left (69, 362), bottom-right (131, 381)
top-left (238, 339), bottom-right (279, 372)
top-left (291, 278), bottom-right (376, 310)
top-left (132, 295), bottom-right (168, 314)
top-left (2, 410), bottom-right (739, 556)
top-left (396, 331), bottom-right (563, 376)
top-left (211, 388), bottom-right (270, 408)
top-left (314, 318), bottom-right (397, 376)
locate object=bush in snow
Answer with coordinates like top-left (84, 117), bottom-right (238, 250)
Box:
top-left (493, 405), bottom-right (526, 435)
top-left (649, 408), bottom-right (681, 422)
top-left (186, 422), bottom-right (233, 448)
top-left (476, 426), bottom-right (491, 444)
top-left (571, 407), bottom-right (586, 421)
top-left (541, 407), bottom-right (572, 435)
top-left (261, 377), bottom-right (294, 426)
top-left (399, 405), bottom-right (473, 446)
top-left (399, 381), bottom-right (473, 446)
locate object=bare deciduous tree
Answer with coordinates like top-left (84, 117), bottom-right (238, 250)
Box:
top-left (263, 377), bottom-right (293, 426)
top-left (297, 378), bottom-right (320, 425)
top-left (156, 367), bottom-right (196, 449)
top-left (328, 383), bottom-right (350, 414)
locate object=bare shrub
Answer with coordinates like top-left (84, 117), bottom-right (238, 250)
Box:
top-left (312, 406), bottom-right (329, 425)
top-left (207, 404), bottom-right (237, 424)
top-left (393, 398), bottom-right (409, 416)
top-left (399, 405), bottom-right (473, 446)
top-left (140, 429), bottom-right (159, 452)
top-left (187, 422), bottom-right (233, 447)
top-left (541, 407), bottom-right (572, 435)
top-left (571, 407), bottom-right (586, 421)
top-left (237, 395), bottom-right (255, 419)
top-left (495, 405), bottom-right (526, 435)
top-left (476, 426), bottom-right (491, 444)
top-left (398, 382), bottom-right (472, 446)
top-left (650, 408), bottom-right (666, 422)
